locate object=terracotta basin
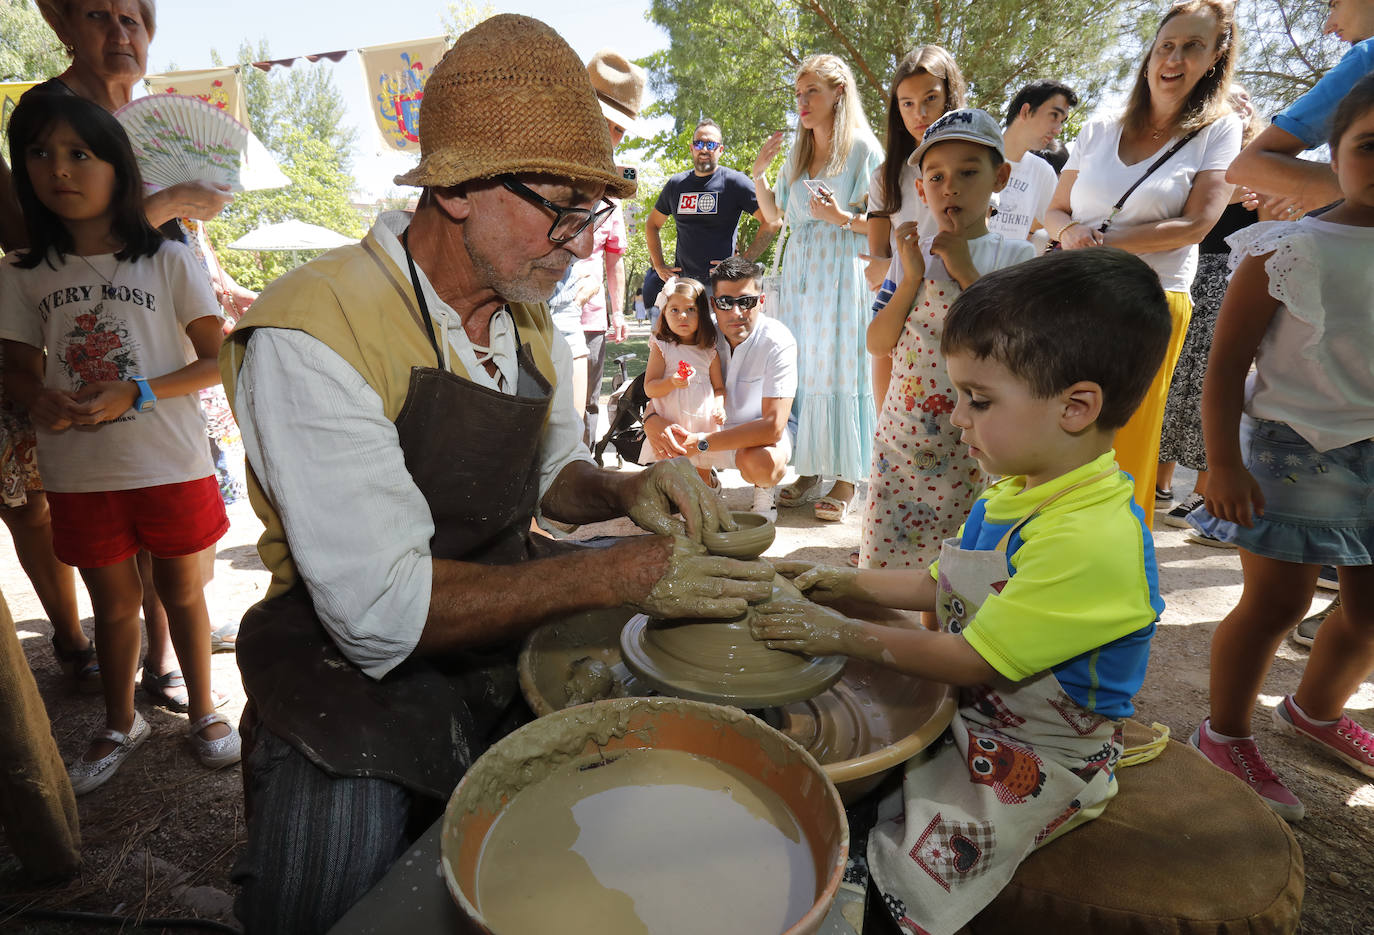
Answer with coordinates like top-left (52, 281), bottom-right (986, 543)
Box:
top-left (441, 697), bottom-right (849, 935)
top-left (518, 608), bottom-right (955, 804)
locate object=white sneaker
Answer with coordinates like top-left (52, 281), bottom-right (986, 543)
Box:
top-left (69, 712), bottom-right (151, 796)
top-left (750, 485), bottom-right (778, 522)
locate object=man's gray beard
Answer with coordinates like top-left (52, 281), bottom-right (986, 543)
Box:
top-left (463, 225), bottom-right (566, 304)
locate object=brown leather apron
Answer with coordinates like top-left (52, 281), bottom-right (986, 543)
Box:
top-left (236, 242), bottom-right (554, 801)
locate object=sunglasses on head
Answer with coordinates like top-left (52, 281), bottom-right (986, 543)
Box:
top-left (712, 294), bottom-right (761, 311)
top-left (691, 140), bottom-right (723, 152)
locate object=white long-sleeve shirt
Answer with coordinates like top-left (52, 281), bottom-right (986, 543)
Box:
top-left (233, 213), bottom-right (591, 678)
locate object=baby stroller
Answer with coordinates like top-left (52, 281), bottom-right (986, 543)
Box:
top-left (593, 353), bottom-right (649, 468)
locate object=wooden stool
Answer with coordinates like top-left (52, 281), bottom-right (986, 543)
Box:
top-left (972, 721), bottom-right (1303, 934)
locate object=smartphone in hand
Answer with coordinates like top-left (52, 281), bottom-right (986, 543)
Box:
top-left (803, 179), bottom-right (833, 200)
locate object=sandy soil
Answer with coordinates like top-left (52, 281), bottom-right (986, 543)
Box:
top-left (1, 465), bottom-right (1371, 933)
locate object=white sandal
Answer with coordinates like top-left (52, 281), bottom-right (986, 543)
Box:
top-left (69, 712), bottom-right (151, 796)
top-left (188, 712), bottom-right (242, 769)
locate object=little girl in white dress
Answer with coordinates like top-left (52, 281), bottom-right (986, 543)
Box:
top-left (642, 277), bottom-right (725, 482)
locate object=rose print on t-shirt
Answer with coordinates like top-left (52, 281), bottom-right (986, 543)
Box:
top-left (60, 305), bottom-right (138, 387)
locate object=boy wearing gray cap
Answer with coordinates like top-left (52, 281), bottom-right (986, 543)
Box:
top-left (860, 109), bottom-right (1036, 573)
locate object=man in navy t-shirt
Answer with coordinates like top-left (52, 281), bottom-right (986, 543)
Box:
top-left (646, 119), bottom-right (779, 297)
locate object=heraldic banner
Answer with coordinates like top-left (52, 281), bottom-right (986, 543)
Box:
top-left (145, 67), bottom-right (249, 128)
top-left (2, 82), bottom-right (38, 145)
top-left (357, 36), bottom-right (449, 152)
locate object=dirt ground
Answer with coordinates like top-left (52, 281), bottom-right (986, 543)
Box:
top-left (2, 460), bottom-right (1372, 932)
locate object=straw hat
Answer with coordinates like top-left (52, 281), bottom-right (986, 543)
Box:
top-left (394, 15), bottom-right (635, 199)
top-left (36, 0), bottom-right (158, 41)
top-left (586, 48), bottom-right (647, 136)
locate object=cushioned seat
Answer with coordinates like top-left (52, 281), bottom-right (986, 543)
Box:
top-left (972, 721), bottom-right (1304, 934)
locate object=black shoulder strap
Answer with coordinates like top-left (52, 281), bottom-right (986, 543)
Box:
top-left (1111, 127), bottom-right (1205, 214)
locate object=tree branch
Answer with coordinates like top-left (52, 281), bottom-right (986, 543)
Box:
top-left (797, 0), bottom-right (886, 96)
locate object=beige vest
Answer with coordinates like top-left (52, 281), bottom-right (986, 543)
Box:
top-left (219, 228), bottom-right (559, 596)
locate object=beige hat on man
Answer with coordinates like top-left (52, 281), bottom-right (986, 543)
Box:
top-left (394, 15), bottom-right (635, 199)
top-left (586, 48), bottom-right (648, 137)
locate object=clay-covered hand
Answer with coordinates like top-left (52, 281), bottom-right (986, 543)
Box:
top-left (625, 456), bottom-right (737, 540)
top-left (632, 535), bottom-right (775, 619)
top-left (771, 560), bottom-right (860, 602)
top-left (749, 598), bottom-right (864, 656)
top-left (893, 221), bottom-right (925, 282)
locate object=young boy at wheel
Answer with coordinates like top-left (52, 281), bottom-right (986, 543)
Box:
top-left (752, 248), bottom-right (1171, 935)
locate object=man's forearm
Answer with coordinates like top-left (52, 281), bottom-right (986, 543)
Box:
top-left (645, 223), bottom-right (669, 272)
top-left (741, 219), bottom-right (779, 262)
top-left (420, 551), bottom-right (622, 652)
top-left (540, 458), bottom-right (631, 524)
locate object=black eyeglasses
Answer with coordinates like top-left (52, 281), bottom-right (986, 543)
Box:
top-left (712, 294), bottom-right (762, 312)
top-left (691, 140), bottom-right (723, 152)
top-left (501, 178), bottom-right (616, 244)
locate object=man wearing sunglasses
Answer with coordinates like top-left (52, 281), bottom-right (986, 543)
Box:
top-left (645, 119), bottom-right (780, 302)
top-left (643, 256), bottom-right (797, 520)
top-left (219, 18), bottom-right (773, 931)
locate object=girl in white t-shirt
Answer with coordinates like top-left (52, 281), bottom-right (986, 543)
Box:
top-left (642, 277), bottom-right (725, 483)
top-left (865, 46), bottom-right (966, 411)
top-left (0, 93), bottom-right (239, 794)
top-left (1185, 77), bottom-right (1374, 821)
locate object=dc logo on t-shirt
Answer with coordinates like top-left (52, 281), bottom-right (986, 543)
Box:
top-left (678, 192), bottom-right (719, 215)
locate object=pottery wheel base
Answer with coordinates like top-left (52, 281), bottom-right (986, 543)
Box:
top-left (620, 614), bottom-right (845, 708)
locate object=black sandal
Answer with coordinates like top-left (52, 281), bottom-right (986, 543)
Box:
top-left (140, 662), bottom-right (229, 712)
top-left (51, 636), bottom-right (102, 693)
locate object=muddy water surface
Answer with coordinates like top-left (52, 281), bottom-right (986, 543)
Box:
top-left (476, 748), bottom-right (817, 934)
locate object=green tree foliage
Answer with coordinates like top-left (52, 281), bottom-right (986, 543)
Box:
top-left (442, 0), bottom-right (495, 36)
top-left (644, 0), bottom-right (1153, 162)
top-left (1236, 0), bottom-right (1346, 115)
top-left (0, 0), bottom-right (66, 83)
top-left (206, 41), bottom-right (364, 292)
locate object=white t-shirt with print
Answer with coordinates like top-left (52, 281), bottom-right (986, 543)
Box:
top-left (988, 152), bottom-right (1058, 242)
top-left (0, 241), bottom-right (220, 492)
top-left (1065, 113), bottom-right (1242, 291)
top-left (869, 161), bottom-right (935, 291)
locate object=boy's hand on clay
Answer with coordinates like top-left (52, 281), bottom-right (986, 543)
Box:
top-left (626, 456), bottom-right (737, 540)
top-left (893, 221), bottom-right (925, 282)
top-left (771, 560), bottom-right (859, 602)
top-left (626, 534), bottom-right (775, 619)
top-left (750, 598), bottom-right (863, 656)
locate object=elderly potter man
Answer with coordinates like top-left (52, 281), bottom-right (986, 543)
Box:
top-left (220, 16), bottom-right (773, 933)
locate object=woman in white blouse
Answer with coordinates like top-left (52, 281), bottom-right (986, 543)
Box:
top-left (1045, 0), bottom-right (1242, 520)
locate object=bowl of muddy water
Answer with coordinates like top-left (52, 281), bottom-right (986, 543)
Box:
top-left (441, 696), bottom-right (848, 935)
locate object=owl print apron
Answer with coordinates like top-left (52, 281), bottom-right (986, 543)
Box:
top-left (867, 473), bottom-right (1124, 935)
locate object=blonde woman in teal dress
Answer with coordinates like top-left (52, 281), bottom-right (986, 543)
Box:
top-left (753, 54), bottom-right (882, 521)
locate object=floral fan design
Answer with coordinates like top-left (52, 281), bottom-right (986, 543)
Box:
top-left (114, 94), bottom-right (288, 193)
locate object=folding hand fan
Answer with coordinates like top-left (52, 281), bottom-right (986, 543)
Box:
top-left (114, 94), bottom-right (289, 193)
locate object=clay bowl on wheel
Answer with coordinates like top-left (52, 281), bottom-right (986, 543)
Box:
top-left (442, 697), bottom-right (848, 935)
top-left (701, 511), bottom-right (775, 559)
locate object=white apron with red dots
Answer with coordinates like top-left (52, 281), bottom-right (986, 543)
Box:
top-left (867, 474), bottom-right (1124, 935)
top-left (861, 274), bottom-right (983, 571)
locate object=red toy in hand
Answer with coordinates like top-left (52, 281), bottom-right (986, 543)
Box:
top-left (676, 360), bottom-right (694, 380)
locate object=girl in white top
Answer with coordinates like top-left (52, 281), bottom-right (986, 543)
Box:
top-left (865, 45), bottom-right (967, 412)
top-left (642, 277), bottom-right (725, 482)
top-left (1044, 0), bottom-right (1242, 520)
top-left (1186, 76), bottom-right (1374, 820)
top-left (0, 93), bottom-right (238, 794)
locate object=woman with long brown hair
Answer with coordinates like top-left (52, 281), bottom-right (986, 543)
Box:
top-left (1044, 0), bottom-right (1243, 521)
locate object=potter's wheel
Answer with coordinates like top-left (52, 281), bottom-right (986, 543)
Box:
top-left (618, 512), bottom-right (846, 708)
top-left (518, 605), bottom-right (955, 803)
top-left (620, 609), bottom-right (846, 707)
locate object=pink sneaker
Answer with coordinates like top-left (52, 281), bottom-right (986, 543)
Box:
top-left (1272, 695), bottom-right (1374, 779)
top-left (1188, 720), bottom-right (1304, 822)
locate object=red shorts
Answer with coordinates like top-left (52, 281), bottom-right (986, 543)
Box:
top-left (47, 476), bottom-right (229, 568)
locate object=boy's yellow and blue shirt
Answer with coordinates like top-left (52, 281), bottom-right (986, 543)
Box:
top-left (933, 451), bottom-right (1164, 718)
